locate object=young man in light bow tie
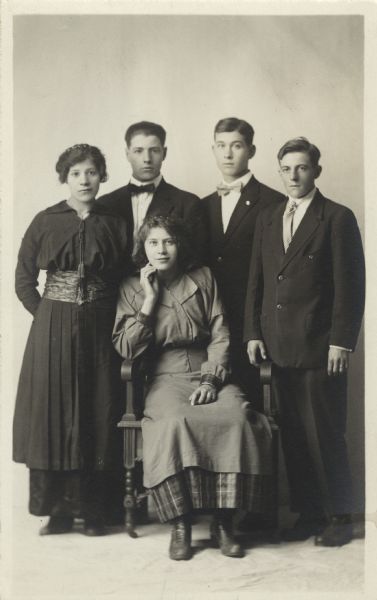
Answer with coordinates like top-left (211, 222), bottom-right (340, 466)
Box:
top-left (99, 121), bottom-right (205, 259)
top-left (244, 137), bottom-right (365, 546)
top-left (203, 118), bottom-right (284, 408)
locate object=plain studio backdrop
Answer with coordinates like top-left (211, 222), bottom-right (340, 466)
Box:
top-left (11, 14), bottom-right (364, 511)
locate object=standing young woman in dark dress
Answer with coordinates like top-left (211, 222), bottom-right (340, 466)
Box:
top-left (13, 144), bottom-right (129, 536)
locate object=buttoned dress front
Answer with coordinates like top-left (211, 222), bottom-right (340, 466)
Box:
top-left (13, 200), bottom-right (129, 519)
top-left (113, 266), bottom-right (272, 521)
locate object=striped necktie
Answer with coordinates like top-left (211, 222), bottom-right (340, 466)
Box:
top-left (283, 200), bottom-right (298, 251)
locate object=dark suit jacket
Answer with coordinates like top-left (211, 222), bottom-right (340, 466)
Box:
top-left (98, 178), bottom-right (206, 258)
top-left (203, 176), bottom-right (284, 339)
top-left (243, 190), bottom-right (365, 368)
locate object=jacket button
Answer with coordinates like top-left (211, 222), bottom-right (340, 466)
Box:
top-left (278, 275), bottom-right (284, 281)
top-left (277, 304), bottom-right (282, 310)
top-left (217, 256), bottom-right (223, 262)
top-left (308, 254), bottom-right (314, 260)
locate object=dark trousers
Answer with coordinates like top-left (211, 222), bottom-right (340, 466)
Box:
top-left (274, 367), bottom-right (354, 517)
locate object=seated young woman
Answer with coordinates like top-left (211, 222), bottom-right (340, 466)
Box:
top-left (112, 215), bottom-right (272, 560)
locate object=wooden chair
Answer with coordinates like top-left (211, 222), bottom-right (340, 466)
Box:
top-left (118, 359), bottom-right (279, 538)
top-left (259, 361), bottom-right (280, 531)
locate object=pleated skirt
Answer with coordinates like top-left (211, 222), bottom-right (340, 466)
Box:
top-left (13, 296), bottom-right (123, 472)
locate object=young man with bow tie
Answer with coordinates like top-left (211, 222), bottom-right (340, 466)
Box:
top-left (244, 137), bottom-right (365, 546)
top-left (99, 121), bottom-right (205, 260)
top-left (203, 118), bottom-right (284, 407)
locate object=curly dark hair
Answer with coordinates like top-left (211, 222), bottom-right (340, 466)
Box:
top-left (133, 215), bottom-right (200, 272)
top-left (55, 144), bottom-right (108, 183)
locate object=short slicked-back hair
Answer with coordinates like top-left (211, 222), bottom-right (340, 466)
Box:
top-left (125, 121), bottom-right (166, 147)
top-left (214, 118), bottom-right (255, 146)
top-left (277, 137), bottom-right (321, 167)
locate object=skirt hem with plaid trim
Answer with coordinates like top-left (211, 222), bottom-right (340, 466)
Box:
top-left (150, 466), bottom-right (273, 522)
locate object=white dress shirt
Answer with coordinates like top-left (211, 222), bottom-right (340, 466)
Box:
top-left (130, 174), bottom-right (163, 243)
top-left (220, 171), bottom-right (253, 232)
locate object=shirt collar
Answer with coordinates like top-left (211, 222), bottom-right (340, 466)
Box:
top-left (221, 170), bottom-right (253, 189)
top-left (288, 186), bottom-right (317, 206)
top-left (130, 174), bottom-right (163, 189)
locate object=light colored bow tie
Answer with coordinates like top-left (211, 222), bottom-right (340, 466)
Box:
top-left (216, 182), bottom-right (243, 197)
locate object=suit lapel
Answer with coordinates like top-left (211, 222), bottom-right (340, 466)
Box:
top-left (147, 178), bottom-right (175, 215)
top-left (268, 201), bottom-right (286, 259)
top-left (280, 190), bottom-right (325, 270)
top-left (121, 184), bottom-right (134, 230)
top-left (223, 176), bottom-right (260, 241)
top-left (207, 192), bottom-right (225, 251)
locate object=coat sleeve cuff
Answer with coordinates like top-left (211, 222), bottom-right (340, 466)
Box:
top-left (135, 310), bottom-right (153, 328)
top-left (200, 373), bottom-right (222, 391)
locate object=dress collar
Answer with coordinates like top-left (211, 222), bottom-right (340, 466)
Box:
top-left (133, 271), bottom-right (198, 307)
top-left (45, 199), bottom-right (116, 216)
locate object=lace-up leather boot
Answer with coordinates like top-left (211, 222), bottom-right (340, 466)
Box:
top-left (169, 516), bottom-right (192, 560)
top-left (210, 511), bottom-right (244, 558)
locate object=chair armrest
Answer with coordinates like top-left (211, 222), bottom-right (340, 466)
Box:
top-left (121, 356), bottom-right (147, 383)
top-left (119, 356), bottom-right (148, 424)
top-left (259, 360), bottom-right (278, 420)
top-left (260, 360), bottom-right (273, 386)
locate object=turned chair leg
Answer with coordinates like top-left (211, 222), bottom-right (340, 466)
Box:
top-left (124, 467), bottom-right (138, 538)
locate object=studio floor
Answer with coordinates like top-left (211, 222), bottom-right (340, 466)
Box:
top-left (2, 506), bottom-right (368, 600)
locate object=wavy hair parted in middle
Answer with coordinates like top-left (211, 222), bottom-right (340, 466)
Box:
top-left (133, 215), bottom-right (200, 273)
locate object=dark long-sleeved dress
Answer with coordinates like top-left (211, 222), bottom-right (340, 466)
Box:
top-left (13, 200), bottom-right (129, 519)
top-left (113, 266), bottom-right (273, 522)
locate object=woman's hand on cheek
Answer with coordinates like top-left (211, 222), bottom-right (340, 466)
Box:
top-left (140, 264), bottom-right (159, 298)
top-left (189, 384), bottom-right (217, 406)
top-left (140, 264), bottom-right (160, 315)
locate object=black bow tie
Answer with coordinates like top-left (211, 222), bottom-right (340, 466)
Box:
top-left (129, 183), bottom-right (155, 195)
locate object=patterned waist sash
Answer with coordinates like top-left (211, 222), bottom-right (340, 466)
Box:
top-left (43, 270), bottom-right (118, 305)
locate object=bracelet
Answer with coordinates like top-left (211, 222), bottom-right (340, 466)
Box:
top-left (200, 374), bottom-right (222, 391)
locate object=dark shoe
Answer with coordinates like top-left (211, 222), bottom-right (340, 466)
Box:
top-left (39, 516), bottom-right (73, 536)
top-left (210, 516), bottom-right (244, 558)
top-left (281, 515), bottom-right (326, 542)
top-left (169, 517), bottom-right (192, 561)
top-left (315, 515), bottom-right (353, 547)
top-left (84, 519), bottom-right (106, 536)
